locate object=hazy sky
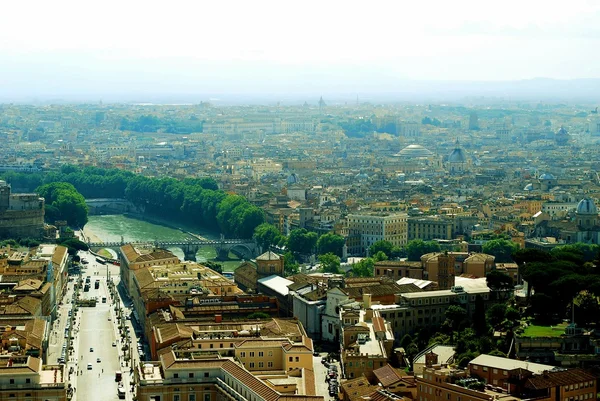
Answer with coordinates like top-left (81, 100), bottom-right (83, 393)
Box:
top-left (1, 0), bottom-right (599, 99)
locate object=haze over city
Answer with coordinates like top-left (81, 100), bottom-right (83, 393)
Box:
top-left (2, 0), bottom-right (600, 102)
top-left (3, 2), bottom-right (600, 401)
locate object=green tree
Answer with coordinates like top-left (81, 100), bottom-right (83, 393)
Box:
top-left (253, 223), bottom-right (283, 251)
top-left (36, 182), bottom-right (88, 227)
top-left (351, 257), bottom-right (374, 277)
top-left (287, 229), bottom-right (318, 255)
top-left (283, 251), bottom-right (300, 276)
top-left (319, 253), bottom-right (341, 274)
top-left (316, 233), bottom-right (345, 257)
top-left (405, 240), bottom-right (441, 261)
top-left (399, 334), bottom-right (413, 350)
top-left (373, 251), bottom-right (388, 262)
top-left (486, 270), bottom-right (514, 291)
top-left (486, 304), bottom-right (507, 328)
top-left (445, 305), bottom-right (468, 330)
top-left (482, 239), bottom-right (519, 262)
top-left (472, 294), bottom-right (487, 335)
top-left (369, 240), bottom-right (394, 258)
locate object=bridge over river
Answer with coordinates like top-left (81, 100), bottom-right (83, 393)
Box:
top-left (87, 237), bottom-right (259, 262)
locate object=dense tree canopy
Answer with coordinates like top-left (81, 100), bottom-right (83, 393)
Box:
top-left (253, 223), bottom-right (283, 251)
top-left (287, 229), bottom-right (318, 256)
top-left (519, 245), bottom-right (600, 322)
top-left (405, 240), bottom-right (441, 261)
top-left (2, 165), bottom-right (265, 238)
top-left (319, 253), bottom-right (341, 274)
top-left (486, 270), bottom-right (514, 292)
top-left (37, 182), bottom-right (88, 227)
top-left (482, 239), bottom-right (519, 262)
top-left (351, 257), bottom-right (375, 277)
top-left (317, 233), bottom-right (345, 257)
top-left (369, 240), bottom-right (394, 258)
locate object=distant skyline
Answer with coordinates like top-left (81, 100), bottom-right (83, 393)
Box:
top-left (1, 0), bottom-right (600, 102)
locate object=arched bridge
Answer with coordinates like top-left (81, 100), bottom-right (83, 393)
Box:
top-left (87, 238), bottom-right (259, 262)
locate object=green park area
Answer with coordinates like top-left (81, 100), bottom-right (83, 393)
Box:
top-left (98, 249), bottom-right (113, 258)
top-left (523, 322), bottom-right (568, 337)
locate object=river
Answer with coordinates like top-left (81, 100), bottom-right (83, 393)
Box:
top-left (84, 214), bottom-right (243, 272)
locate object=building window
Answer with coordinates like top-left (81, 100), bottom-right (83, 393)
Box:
top-left (189, 373), bottom-right (194, 378)
top-left (174, 396), bottom-right (181, 401)
top-left (295, 357), bottom-right (299, 362)
top-left (289, 357), bottom-right (293, 362)
top-left (259, 352), bottom-right (264, 357)
top-left (190, 395), bottom-right (196, 401)
top-left (268, 351), bottom-right (273, 357)
top-left (250, 362), bottom-right (255, 368)
top-left (268, 362), bottom-right (273, 368)
top-left (204, 373), bottom-right (209, 378)
top-left (205, 395), bottom-right (211, 401)
top-left (259, 362), bottom-right (264, 368)
top-left (250, 352), bottom-right (255, 357)
top-left (174, 373), bottom-right (179, 378)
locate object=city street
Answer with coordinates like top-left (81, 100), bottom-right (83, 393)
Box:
top-left (47, 282), bottom-right (75, 365)
top-left (67, 250), bottom-right (137, 401)
top-left (313, 353), bottom-right (340, 400)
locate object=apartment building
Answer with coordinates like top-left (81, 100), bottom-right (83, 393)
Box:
top-left (371, 277), bottom-right (502, 340)
top-left (0, 355), bottom-right (67, 401)
top-left (420, 252), bottom-right (495, 283)
top-left (407, 216), bottom-right (454, 241)
top-left (120, 244), bottom-right (181, 297)
top-left (0, 244), bottom-right (68, 320)
top-left (234, 336), bottom-right (313, 373)
top-left (136, 349), bottom-right (323, 401)
top-left (341, 308), bottom-right (394, 381)
top-left (417, 355), bottom-right (597, 401)
top-left (373, 261), bottom-right (423, 281)
top-left (347, 213), bottom-right (408, 255)
top-left (131, 261), bottom-right (242, 330)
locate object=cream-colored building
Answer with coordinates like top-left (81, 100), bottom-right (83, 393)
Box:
top-left (120, 244), bottom-right (180, 297)
top-left (131, 261), bottom-right (243, 329)
top-left (0, 355), bottom-right (67, 401)
top-left (347, 213), bottom-right (408, 255)
top-left (136, 349), bottom-right (323, 401)
top-left (234, 336), bottom-right (313, 373)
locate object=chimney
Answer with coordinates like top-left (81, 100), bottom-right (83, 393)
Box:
top-left (363, 293), bottom-right (372, 308)
top-left (425, 352), bottom-right (438, 368)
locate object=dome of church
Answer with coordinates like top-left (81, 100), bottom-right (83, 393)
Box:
top-left (396, 144), bottom-right (433, 158)
top-left (576, 198), bottom-right (598, 215)
top-left (555, 126), bottom-right (569, 145)
top-left (355, 172), bottom-right (369, 181)
top-left (523, 183), bottom-right (534, 191)
top-left (539, 173), bottom-right (556, 180)
top-left (448, 147), bottom-right (467, 163)
top-left (287, 173), bottom-right (299, 185)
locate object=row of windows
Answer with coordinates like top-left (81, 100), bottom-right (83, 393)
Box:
top-left (566, 382), bottom-right (595, 391)
top-left (239, 351), bottom-right (273, 357)
top-left (172, 372), bottom-right (210, 379)
top-left (199, 343), bottom-right (234, 349)
top-left (564, 394), bottom-right (595, 401)
top-left (173, 393), bottom-right (206, 401)
top-left (248, 362), bottom-right (273, 368)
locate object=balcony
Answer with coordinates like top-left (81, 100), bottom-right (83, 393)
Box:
top-left (215, 377), bottom-right (248, 401)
